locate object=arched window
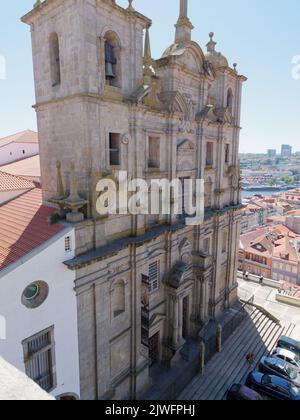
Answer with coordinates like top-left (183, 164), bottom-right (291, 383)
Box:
top-left (204, 178), bottom-right (213, 209)
top-left (104, 31), bottom-right (122, 88)
top-left (111, 280), bottom-right (125, 318)
top-left (49, 32), bottom-right (61, 87)
top-left (227, 88), bottom-right (233, 112)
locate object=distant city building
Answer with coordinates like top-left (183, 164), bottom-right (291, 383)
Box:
top-left (281, 144), bottom-right (292, 158)
top-left (0, 130), bottom-right (39, 166)
top-left (239, 215), bottom-right (300, 285)
top-left (267, 149), bottom-right (276, 158)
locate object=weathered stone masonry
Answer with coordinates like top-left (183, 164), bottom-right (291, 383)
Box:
top-left (23, 0), bottom-right (246, 400)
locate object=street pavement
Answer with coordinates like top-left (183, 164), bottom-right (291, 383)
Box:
top-left (238, 279), bottom-right (300, 340)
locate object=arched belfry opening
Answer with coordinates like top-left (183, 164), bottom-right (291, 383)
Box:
top-left (104, 31), bottom-right (122, 88)
top-left (49, 32), bottom-right (61, 87)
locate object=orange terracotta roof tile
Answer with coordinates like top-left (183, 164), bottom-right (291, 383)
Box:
top-left (0, 171), bottom-right (35, 192)
top-left (0, 130), bottom-right (38, 148)
top-left (0, 188), bottom-right (64, 272)
top-left (0, 155), bottom-right (41, 178)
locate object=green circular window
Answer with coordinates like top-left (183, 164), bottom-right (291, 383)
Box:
top-left (22, 282), bottom-right (49, 309)
top-left (23, 284), bottom-right (40, 301)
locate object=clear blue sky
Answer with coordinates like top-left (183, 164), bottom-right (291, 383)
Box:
top-left (0, 0), bottom-right (300, 153)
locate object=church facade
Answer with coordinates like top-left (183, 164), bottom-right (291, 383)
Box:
top-left (22, 0), bottom-right (246, 400)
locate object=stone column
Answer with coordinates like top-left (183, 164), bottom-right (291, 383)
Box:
top-left (205, 281), bottom-right (209, 319)
top-left (200, 281), bottom-right (205, 322)
top-left (199, 342), bottom-right (205, 375)
top-left (172, 297), bottom-right (179, 348)
top-left (178, 298), bottom-right (183, 343)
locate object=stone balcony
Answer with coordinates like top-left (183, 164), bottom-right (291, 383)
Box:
top-left (193, 251), bottom-right (213, 272)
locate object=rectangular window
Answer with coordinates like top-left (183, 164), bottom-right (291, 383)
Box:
top-left (22, 327), bottom-right (56, 392)
top-left (109, 133), bottom-right (120, 166)
top-left (206, 142), bottom-right (214, 167)
top-left (203, 238), bottom-right (210, 254)
top-left (149, 261), bottom-right (160, 293)
top-left (225, 144), bottom-right (230, 164)
top-left (65, 236), bottom-right (72, 253)
top-left (148, 136), bottom-right (160, 169)
top-left (222, 231), bottom-right (228, 253)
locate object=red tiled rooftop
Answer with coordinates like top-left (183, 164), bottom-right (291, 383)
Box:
top-left (0, 188), bottom-right (64, 271)
top-left (0, 130), bottom-right (38, 148)
top-left (0, 171), bottom-right (35, 192)
top-left (0, 155), bottom-right (41, 179)
top-left (240, 227), bottom-right (267, 249)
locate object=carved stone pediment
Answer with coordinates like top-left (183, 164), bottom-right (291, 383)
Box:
top-left (164, 261), bottom-right (190, 289)
top-left (149, 313), bottom-right (166, 328)
top-left (177, 139), bottom-right (196, 171)
top-left (177, 139), bottom-right (195, 151)
top-left (213, 107), bottom-right (233, 124)
top-left (197, 105), bottom-right (233, 125)
top-left (130, 79), bottom-right (162, 110)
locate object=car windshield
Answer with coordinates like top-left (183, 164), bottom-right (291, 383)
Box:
top-left (285, 366), bottom-right (297, 380)
top-left (294, 355), bottom-right (300, 365)
top-left (290, 385), bottom-right (299, 398)
top-left (262, 375), bottom-right (272, 386)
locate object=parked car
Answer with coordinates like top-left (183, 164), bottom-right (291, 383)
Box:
top-left (277, 337), bottom-right (300, 358)
top-left (227, 384), bottom-right (263, 401)
top-left (259, 356), bottom-right (300, 386)
top-left (246, 372), bottom-right (300, 401)
top-left (272, 348), bottom-right (300, 371)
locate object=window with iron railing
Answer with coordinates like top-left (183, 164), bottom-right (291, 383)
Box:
top-left (23, 327), bottom-right (55, 392)
top-left (149, 261), bottom-right (160, 293)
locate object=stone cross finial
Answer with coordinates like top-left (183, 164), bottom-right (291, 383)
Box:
top-left (180, 0), bottom-right (188, 17)
top-left (207, 32), bottom-right (217, 53)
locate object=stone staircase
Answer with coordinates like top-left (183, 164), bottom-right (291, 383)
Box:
top-left (179, 309), bottom-right (295, 401)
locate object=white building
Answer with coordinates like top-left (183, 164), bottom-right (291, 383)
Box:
top-left (0, 130), bottom-right (39, 166)
top-left (0, 188), bottom-right (80, 400)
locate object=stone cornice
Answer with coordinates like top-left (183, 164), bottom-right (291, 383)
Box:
top-left (155, 60), bottom-right (206, 83)
top-left (22, 0), bottom-right (152, 28)
top-left (33, 92), bottom-right (103, 109)
top-left (216, 66), bottom-right (247, 82)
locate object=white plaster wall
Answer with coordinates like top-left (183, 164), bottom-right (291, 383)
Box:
top-left (0, 143), bottom-right (39, 166)
top-left (0, 228), bottom-right (80, 399)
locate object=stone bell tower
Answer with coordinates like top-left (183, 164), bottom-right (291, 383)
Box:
top-left (22, 0), bottom-right (151, 206)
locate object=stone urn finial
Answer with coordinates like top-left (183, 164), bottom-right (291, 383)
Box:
top-left (127, 0), bottom-right (134, 11)
top-left (56, 161), bottom-right (65, 200)
top-left (65, 162), bottom-right (87, 223)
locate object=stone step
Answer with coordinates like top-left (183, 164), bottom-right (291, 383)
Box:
top-left (179, 310), bottom-right (263, 399)
top-left (199, 317), bottom-right (274, 400)
top-left (218, 323), bottom-right (283, 400)
top-left (181, 312), bottom-right (269, 400)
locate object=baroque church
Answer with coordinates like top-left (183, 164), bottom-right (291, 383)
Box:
top-left (22, 0), bottom-right (246, 400)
